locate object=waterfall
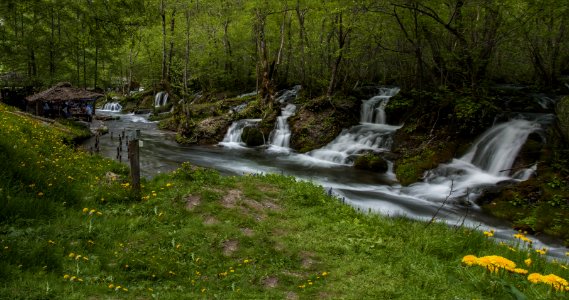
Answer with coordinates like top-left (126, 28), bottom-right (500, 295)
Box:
top-left (100, 102), bottom-right (122, 112)
top-left (268, 103), bottom-right (297, 150)
top-left (403, 118), bottom-right (543, 203)
top-left (219, 119), bottom-right (262, 148)
top-left (308, 87), bottom-right (401, 164)
top-left (267, 86), bottom-right (301, 152)
top-left (361, 87), bottom-right (400, 124)
top-left (461, 119), bottom-right (540, 176)
top-left (155, 92), bottom-right (169, 107)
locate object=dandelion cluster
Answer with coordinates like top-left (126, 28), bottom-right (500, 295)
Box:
top-left (527, 273), bottom-right (569, 291)
top-left (461, 255), bottom-right (526, 274)
top-left (513, 232), bottom-right (532, 244)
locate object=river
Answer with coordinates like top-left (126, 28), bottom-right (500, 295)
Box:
top-left (86, 104), bottom-right (568, 259)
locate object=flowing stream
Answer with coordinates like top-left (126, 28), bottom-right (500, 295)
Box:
top-left (85, 94), bottom-right (567, 259)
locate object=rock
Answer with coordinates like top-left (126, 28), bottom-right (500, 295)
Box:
top-left (241, 126), bottom-right (265, 147)
top-left (353, 153), bottom-right (389, 173)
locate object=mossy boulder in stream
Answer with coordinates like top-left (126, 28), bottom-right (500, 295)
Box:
top-left (353, 153), bottom-right (389, 173)
top-left (242, 126), bottom-right (265, 147)
top-left (289, 95), bottom-right (360, 153)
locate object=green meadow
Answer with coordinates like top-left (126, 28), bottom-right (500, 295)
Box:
top-left (1, 103), bottom-right (568, 299)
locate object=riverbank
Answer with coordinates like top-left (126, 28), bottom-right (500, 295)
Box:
top-left (2, 105), bottom-right (569, 298)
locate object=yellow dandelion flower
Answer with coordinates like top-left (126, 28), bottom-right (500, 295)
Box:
top-left (201, 288), bottom-right (206, 293)
top-left (89, 209), bottom-right (96, 215)
top-left (243, 259), bottom-right (250, 264)
top-left (525, 258), bottom-right (532, 267)
top-left (513, 268), bottom-right (529, 275)
top-left (462, 255), bottom-right (478, 266)
top-left (166, 183), bottom-right (173, 187)
top-left (536, 248), bottom-right (547, 255)
top-left (483, 230), bottom-right (494, 237)
top-left (75, 255), bottom-right (82, 260)
top-left (322, 271), bottom-right (329, 276)
top-left (63, 274), bottom-right (70, 279)
top-left (70, 276), bottom-right (76, 281)
top-left (82, 208), bottom-right (88, 213)
top-left (68, 252), bottom-right (75, 258)
top-left (122, 288), bottom-right (128, 292)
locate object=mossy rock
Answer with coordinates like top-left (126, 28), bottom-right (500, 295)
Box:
top-left (242, 126), bottom-right (265, 147)
top-left (353, 153), bottom-right (388, 173)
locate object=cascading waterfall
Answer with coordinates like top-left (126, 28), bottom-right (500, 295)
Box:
top-left (268, 103), bottom-right (296, 150)
top-left (155, 92), bottom-right (169, 107)
top-left (308, 87), bottom-right (401, 164)
top-left (403, 118), bottom-right (543, 203)
top-left (267, 86), bottom-right (302, 151)
top-left (219, 119), bottom-right (262, 148)
top-left (100, 102), bottom-right (122, 112)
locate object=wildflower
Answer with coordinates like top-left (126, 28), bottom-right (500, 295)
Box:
top-left (122, 288), bottom-right (128, 292)
top-left (82, 208), bottom-right (89, 213)
top-left (322, 271), bottom-right (329, 277)
top-left (166, 183), bottom-right (173, 187)
top-left (525, 258), bottom-right (532, 267)
top-left (298, 284), bottom-right (306, 288)
top-left (483, 230), bottom-right (494, 237)
top-left (48, 240), bottom-right (56, 245)
top-left (243, 259), bottom-right (250, 264)
top-left (63, 274), bottom-right (70, 279)
top-left (566, 252), bottom-right (569, 257)
top-left (527, 273), bottom-right (569, 291)
top-left (75, 255), bottom-right (82, 260)
top-left (513, 268), bottom-right (529, 275)
top-left (68, 252), bottom-right (75, 258)
top-left (508, 247), bottom-right (517, 252)
top-left (201, 288), bottom-right (206, 293)
top-left (462, 255), bottom-right (478, 266)
top-left (89, 209), bottom-right (96, 215)
top-left (70, 276), bottom-right (76, 282)
top-left (536, 248), bottom-right (547, 255)
top-left (96, 211), bottom-right (103, 216)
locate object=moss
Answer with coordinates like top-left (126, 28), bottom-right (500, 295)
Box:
top-left (241, 126), bottom-right (265, 147)
top-left (353, 153), bottom-right (388, 173)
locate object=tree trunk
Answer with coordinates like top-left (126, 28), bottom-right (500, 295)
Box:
top-left (327, 13), bottom-right (348, 98)
top-left (184, 8), bottom-right (191, 96)
top-left (160, 0), bottom-right (167, 81)
top-left (167, 8), bottom-right (176, 81)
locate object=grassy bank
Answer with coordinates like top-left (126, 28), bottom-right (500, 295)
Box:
top-left (1, 103), bottom-right (569, 299)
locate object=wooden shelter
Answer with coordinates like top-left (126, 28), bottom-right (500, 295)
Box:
top-left (25, 82), bottom-right (103, 121)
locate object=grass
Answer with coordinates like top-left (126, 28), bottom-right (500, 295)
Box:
top-left (1, 102), bottom-right (569, 299)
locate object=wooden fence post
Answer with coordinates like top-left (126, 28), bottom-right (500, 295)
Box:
top-left (128, 138), bottom-right (141, 200)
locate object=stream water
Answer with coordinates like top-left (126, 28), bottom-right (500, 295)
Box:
top-left (85, 91), bottom-right (568, 259)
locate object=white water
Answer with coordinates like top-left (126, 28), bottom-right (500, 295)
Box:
top-left (268, 103), bottom-right (297, 152)
top-left (100, 102), bottom-right (122, 112)
top-left (267, 86), bottom-right (302, 152)
top-left (308, 87), bottom-right (400, 164)
top-left (219, 119), bottom-right (262, 149)
top-left (155, 92), bottom-right (169, 107)
top-left (91, 108), bottom-right (566, 259)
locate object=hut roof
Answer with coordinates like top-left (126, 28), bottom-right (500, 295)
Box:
top-left (26, 82), bottom-right (103, 103)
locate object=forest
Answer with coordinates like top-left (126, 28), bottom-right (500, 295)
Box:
top-left (1, 0), bottom-right (568, 97)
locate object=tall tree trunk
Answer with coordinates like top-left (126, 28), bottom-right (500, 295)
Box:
top-left (295, 1), bottom-right (307, 85)
top-left (327, 13), bottom-right (348, 98)
top-left (223, 19), bottom-right (233, 73)
top-left (167, 8), bottom-right (176, 81)
top-left (160, 0), bottom-right (167, 81)
top-left (184, 8), bottom-right (191, 96)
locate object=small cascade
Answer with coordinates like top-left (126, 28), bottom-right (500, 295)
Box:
top-left (361, 87), bottom-right (400, 124)
top-left (101, 102), bottom-right (122, 112)
top-left (461, 119), bottom-right (540, 176)
top-left (219, 119), bottom-right (262, 148)
top-left (308, 87), bottom-right (401, 164)
top-left (267, 86), bottom-right (301, 152)
top-left (403, 118), bottom-right (543, 203)
top-left (268, 103), bottom-right (297, 150)
top-left (155, 92), bottom-right (169, 107)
